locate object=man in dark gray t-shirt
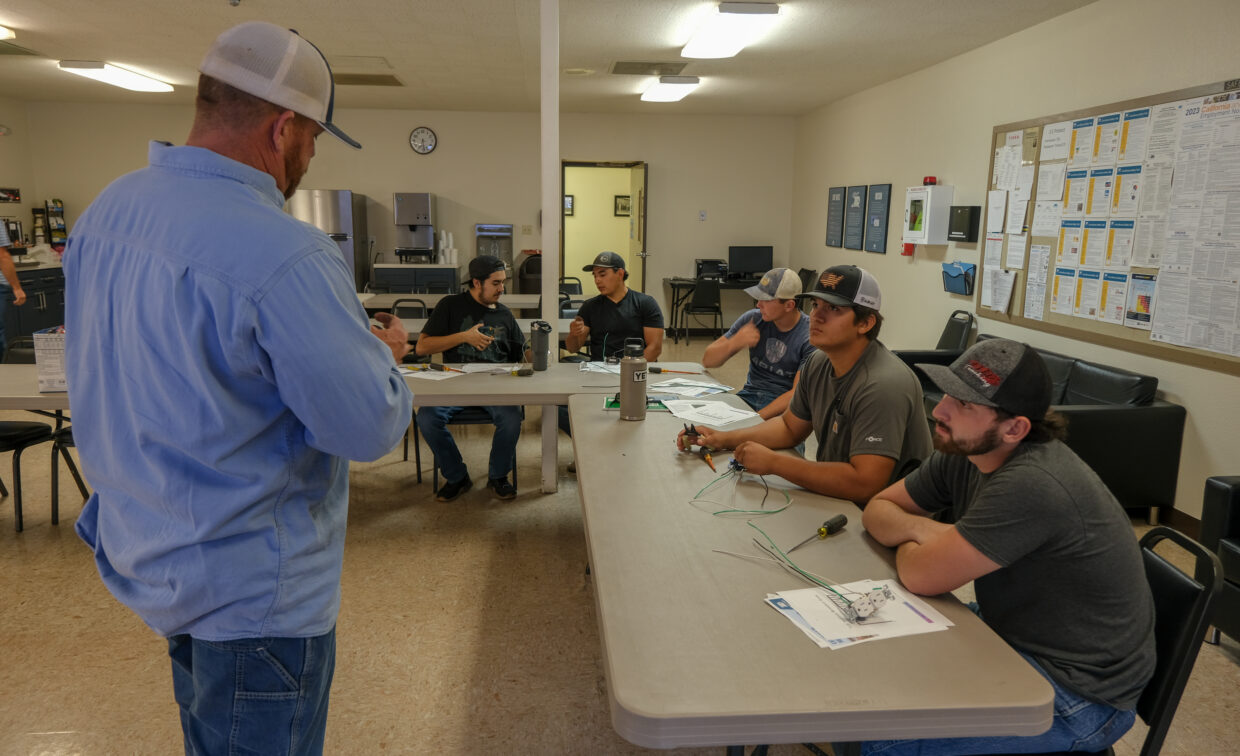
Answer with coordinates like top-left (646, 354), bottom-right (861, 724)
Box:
top-left (677, 265), bottom-right (931, 505)
top-left (861, 338), bottom-right (1155, 756)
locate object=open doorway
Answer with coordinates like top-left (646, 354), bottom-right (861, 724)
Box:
top-left (562, 161), bottom-right (649, 292)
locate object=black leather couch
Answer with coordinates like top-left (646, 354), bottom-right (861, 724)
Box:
top-left (1200, 476), bottom-right (1240, 644)
top-left (898, 335), bottom-right (1187, 523)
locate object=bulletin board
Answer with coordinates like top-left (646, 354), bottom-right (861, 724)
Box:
top-left (976, 76), bottom-right (1240, 376)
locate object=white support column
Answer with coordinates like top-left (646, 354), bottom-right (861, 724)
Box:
top-left (540, 0), bottom-right (561, 494)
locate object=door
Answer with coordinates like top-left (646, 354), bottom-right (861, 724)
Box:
top-left (562, 161), bottom-right (649, 293)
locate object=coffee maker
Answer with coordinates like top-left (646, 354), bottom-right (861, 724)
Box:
top-left (393, 192), bottom-right (436, 263)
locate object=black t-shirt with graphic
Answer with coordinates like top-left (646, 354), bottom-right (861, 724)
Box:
top-left (421, 292), bottom-right (527, 363)
top-left (577, 288), bottom-right (664, 360)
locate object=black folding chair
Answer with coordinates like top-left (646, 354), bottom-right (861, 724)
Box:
top-left (680, 278), bottom-right (723, 344)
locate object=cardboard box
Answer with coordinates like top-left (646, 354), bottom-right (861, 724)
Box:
top-left (34, 326), bottom-right (66, 393)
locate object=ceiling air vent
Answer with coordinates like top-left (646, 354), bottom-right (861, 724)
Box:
top-left (332, 74), bottom-right (403, 87)
top-left (610, 61), bottom-right (688, 76)
top-left (0, 41), bottom-right (38, 56)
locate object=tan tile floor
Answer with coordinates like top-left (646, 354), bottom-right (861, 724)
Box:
top-left (0, 337), bottom-right (1235, 754)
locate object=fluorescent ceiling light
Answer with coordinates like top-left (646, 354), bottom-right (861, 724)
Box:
top-left (681, 2), bottom-right (781, 59)
top-left (640, 75), bottom-right (701, 103)
top-left (58, 60), bottom-right (173, 92)
top-left (0, 25), bottom-right (15, 40)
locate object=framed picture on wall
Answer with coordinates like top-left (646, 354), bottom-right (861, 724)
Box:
top-left (614, 195), bottom-right (631, 216)
top-left (564, 195), bottom-right (574, 216)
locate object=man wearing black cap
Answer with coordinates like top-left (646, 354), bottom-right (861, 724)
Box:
top-left (677, 265), bottom-right (931, 505)
top-left (858, 339), bottom-right (1154, 755)
top-left (566, 251), bottom-right (664, 362)
top-left (417, 255), bottom-right (530, 502)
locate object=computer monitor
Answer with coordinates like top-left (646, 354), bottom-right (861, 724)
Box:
top-left (727, 246), bottom-right (773, 279)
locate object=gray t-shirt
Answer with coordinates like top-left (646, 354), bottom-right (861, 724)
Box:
top-left (788, 340), bottom-right (932, 484)
top-left (905, 441), bottom-right (1156, 709)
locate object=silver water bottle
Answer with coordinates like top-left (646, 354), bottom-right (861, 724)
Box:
top-left (619, 338), bottom-right (647, 421)
top-left (530, 320), bottom-right (551, 371)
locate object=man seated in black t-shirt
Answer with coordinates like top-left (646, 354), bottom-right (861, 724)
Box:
top-left (560, 251), bottom-right (665, 449)
top-left (416, 256), bottom-right (530, 501)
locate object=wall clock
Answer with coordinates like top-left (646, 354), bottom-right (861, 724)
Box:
top-left (409, 126), bottom-right (437, 155)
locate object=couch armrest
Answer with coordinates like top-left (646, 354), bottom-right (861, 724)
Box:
top-left (1055, 400), bottom-right (1186, 512)
top-left (1200, 476), bottom-right (1240, 552)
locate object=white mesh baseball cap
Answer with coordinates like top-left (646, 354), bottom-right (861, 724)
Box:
top-left (199, 21), bottom-right (360, 149)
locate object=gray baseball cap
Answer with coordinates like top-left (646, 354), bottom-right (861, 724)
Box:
top-left (744, 268), bottom-right (802, 300)
top-left (583, 251), bottom-right (625, 271)
top-left (917, 339), bottom-right (1052, 419)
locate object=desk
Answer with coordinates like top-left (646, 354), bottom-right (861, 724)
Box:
top-left (568, 394), bottom-right (1052, 748)
top-left (405, 362), bottom-right (711, 494)
top-left (0, 365), bottom-right (69, 411)
top-left (663, 277), bottom-right (761, 343)
top-left (365, 292), bottom-right (543, 314)
top-left (398, 318), bottom-right (573, 344)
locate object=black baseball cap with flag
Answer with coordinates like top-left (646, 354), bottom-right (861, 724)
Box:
top-left (917, 339), bottom-right (1052, 420)
top-left (796, 264), bottom-right (882, 311)
top-left (582, 251), bottom-right (626, 271)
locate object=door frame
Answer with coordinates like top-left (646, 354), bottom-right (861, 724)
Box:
top-left (561, 160), bottom-right (649, 291)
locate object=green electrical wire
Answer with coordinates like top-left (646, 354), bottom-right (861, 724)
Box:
top-left (747, 521), bottom-right (852, 604)
top-left (690, 467), bottom-right (791, 516)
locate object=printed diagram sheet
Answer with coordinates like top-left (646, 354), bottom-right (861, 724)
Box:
top-left (766, 580), bottom-right (953, 650)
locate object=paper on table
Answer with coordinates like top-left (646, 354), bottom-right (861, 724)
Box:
top-left (404, 369), bottom-right (460, 381)
top-left (579, 362), bottom-right (621, 374)
top-left (653, 377), bottom-right (732, 397)
top-left (661, 399), bottom-right (756, 426)
top-left (460, 363), bottom-right (518, 374)
top-left (770, 579), bottom-right (953, 650)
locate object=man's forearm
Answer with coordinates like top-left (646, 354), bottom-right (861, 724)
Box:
top-left (0, 250), bottom-right (22, 292)
top-left (701, 336), bottom-right (744, 368)
top-left (757, 388), bottom-right (793, 420)
top-left (565, 332), bottom-right (585, 354)
top-left (714, 414), bottom-right (802, 451)
top-left (862, 498), bottom-right (948, 547)
top-left (415, 332), bottom-right (464, 356)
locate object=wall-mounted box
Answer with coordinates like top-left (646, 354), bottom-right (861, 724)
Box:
top-left (902, 185), bottom-right (954, 246)
top-left (948, 205), bottom-right (981, 242)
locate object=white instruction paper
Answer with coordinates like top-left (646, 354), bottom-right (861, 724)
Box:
top-left (770, 580), bottom-right (953, 650)
top-left (661, 399), bottom-right (756, 426)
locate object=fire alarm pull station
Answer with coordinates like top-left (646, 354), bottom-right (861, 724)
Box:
top-left (902, 183), bottom-right (954, 254)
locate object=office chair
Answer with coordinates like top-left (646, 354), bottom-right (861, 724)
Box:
top-left (936, 309), bottom-right (975, 351)
top-left (680, 278), bottom-right (723, 344)
top-left (559, 276), bottom-right (584, 296)
top-left (408, 407), bottom-right (522, 492)
top-left (797, 268), bottom-right (818, 293)
top-left (1006, 526), bottom-right (1223, 756)
top-left (50, 425), bottom-right (90, 523)
top-left (391, 297), bottom-right (430, 319)
top-left (0, 421), bottom-right (56, 532)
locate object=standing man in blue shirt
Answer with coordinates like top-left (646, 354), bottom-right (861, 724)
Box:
top-left (64, 22), bottom-right (413, 756)
top-left (701, 267), bottom-right (814, 419)
top-left (0, 223), bottom-right (28, 363)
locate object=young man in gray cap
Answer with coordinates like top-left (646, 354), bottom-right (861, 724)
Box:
top-left (858, 339), bottom-right (1154, 755)
top-left (677, 264), bottom-right (931, 505)
top-left (64, 21), bottom-right (413, 755)
top-left (702, 267), bottom-right (815, 419)
top-left (565, 251), bottom-right (664, 362)
top-left (417, 255), bottom-right (529, 501)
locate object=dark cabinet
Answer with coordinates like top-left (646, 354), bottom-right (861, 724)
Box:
top-left (4, 267), bottom-right (65, 342)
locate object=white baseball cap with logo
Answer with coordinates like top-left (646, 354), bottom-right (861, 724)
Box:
top-left (199, 21), bottom-right (360, 149)
top-left (744, 268), bottom-right (802, 300)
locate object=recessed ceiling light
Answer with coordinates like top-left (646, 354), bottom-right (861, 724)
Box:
top-left (682, 2), bottom-right (781, 59)
top-left (0, 25), bottom-right (15, 40)
top-left (640, 76), bottom-right (700, 103)
top-left (58, 60), bottom-right (173, 92)
top-left (563, 68), bottom-right (595, 77)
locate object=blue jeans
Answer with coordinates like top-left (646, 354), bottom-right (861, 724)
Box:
top-left (168, 628), bottom-right (336, 756)
top-left (416, 405), bottom-right (522, 482)
top-left (855, 650), bottom-right (1136, 755)
top-left (737, 386), bottom-right (782, 413)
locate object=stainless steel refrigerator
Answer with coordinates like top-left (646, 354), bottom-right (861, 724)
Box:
top-left (286, 189), bottom-right (370, 291)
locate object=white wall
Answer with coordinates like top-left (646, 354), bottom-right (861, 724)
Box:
top-left (791, 0), bottom-right (1240, 519)
top-left (0, 97), bottom-right (38, 243)
top-left (20, 103), bottom-right (794, 318)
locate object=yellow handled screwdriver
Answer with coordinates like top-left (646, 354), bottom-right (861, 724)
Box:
top-left (786, 514), bottom-right (848, 554)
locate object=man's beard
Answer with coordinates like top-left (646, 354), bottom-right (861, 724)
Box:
top-left (932, 422), bottom-right (1004, 456)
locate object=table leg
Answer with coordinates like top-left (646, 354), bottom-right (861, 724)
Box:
top-left (540, 405), bottom-right (558, 493)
